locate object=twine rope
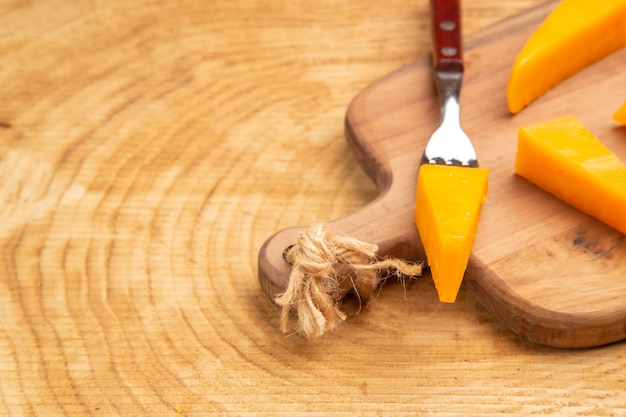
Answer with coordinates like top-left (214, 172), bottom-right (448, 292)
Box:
top-left (275, 223), bottom-right (423, 339)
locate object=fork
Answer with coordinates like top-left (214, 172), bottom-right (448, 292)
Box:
top-left (422, 0), bottom-right (478, 167)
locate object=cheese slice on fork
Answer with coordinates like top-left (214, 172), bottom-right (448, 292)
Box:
top-left (415, 165), bottom-right (489, 303)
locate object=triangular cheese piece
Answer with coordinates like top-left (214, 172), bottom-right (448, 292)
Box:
top-left (507, 0), bottom-right (626, 114)
top-left (516, 116), bottom-right (626, 235)
top-left (415, 165), bottom-right (489, 303)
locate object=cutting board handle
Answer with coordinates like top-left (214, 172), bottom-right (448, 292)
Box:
top-left (257, 122), bottom-right (427, 301)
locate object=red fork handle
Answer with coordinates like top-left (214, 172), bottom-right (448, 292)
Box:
top-left (431, 0), bottom-right (464, 73)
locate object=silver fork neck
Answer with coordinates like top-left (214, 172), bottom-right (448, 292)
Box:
top-left (434, 70), bottom-right (463, 126)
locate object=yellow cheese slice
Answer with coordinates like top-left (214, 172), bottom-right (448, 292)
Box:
top-left (415, 165), bottom-right (489, 303)
top-left (507, 0), bottom-right (626, 114)
top-left (614, 101), bottom-right (626, 125)
top-left (516, 116), bottom-right (626, 235)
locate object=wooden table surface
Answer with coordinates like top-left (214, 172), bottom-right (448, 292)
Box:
top-left (1, 0), bottom-right (624, 415)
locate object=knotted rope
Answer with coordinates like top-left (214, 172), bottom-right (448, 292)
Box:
top-left (275, 223), bottom-right (422, 339)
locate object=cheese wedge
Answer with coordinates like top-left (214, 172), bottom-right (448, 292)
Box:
top-left (614, 101), bottom-right (626, 125)
top-left (507, 0), bottom-right (626, 114)
top-left (415, 165), bottom-right (489, 303)
top-left (516, 116), bottom-right (626, 235)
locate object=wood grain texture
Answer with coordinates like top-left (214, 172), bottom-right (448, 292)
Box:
top-left (1, 0), bottom-right (625, 416)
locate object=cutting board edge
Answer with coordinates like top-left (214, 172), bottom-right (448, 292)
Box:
top-left (466, 260), bottom-right (626, 348)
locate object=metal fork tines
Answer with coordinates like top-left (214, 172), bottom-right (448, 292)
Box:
top-left (422, 69), bottom-right (478, 167)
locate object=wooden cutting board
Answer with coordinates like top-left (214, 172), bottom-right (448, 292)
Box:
top-left (258, 0), bottom-right (626, 348)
